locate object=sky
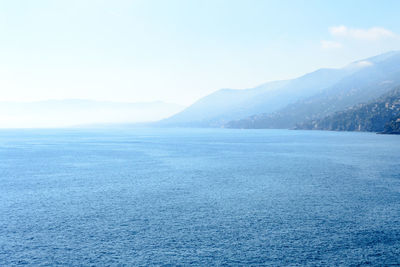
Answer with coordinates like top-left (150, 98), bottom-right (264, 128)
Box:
top-left (1, 0), bottom-right (400, 106)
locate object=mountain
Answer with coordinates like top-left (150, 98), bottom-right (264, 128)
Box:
top-left (383, 118), bottom-right (400, 134)
top-left (0, 100), bottom-right (184, 128)
top-left (159, 67), bottom-right (354, 127)
top-left (226, 51), bottom-right (400, 129)
top-left (295, 88), bottom-right (400, 133)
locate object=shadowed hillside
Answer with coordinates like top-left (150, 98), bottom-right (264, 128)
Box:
top-left (295, 88), bottom-right (400, 133)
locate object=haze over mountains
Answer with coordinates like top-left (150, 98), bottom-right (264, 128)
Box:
top-left (159, 68), bottom-right (353, 127)
top-left (0, 100), bottom-right (183, 128)
top-left (159, 51), bottom-right (400, 133)
top-left (3, 51), bottom-right (400, 131)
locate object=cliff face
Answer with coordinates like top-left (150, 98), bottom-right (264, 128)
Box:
top-left (295, 88), bottom-right (400, 133)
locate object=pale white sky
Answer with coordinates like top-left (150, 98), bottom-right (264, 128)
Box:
top-left (1, 0), bottom-right (400, 106)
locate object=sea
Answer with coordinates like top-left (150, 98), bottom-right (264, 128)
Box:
top-left (0, 128), bottom-right (399, 266)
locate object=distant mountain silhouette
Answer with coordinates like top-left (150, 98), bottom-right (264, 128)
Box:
top-left (159, 67), bottom-right (354, 127)
top-left (0, 99), bottom-right (184, 128)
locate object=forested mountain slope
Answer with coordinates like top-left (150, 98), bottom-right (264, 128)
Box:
top-left (225, 51), bottom-right (400, 129)
top-left (295, 88), bottom-right (400, 133)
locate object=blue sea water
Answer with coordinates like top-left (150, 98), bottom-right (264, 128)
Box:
top-left (0, 128), bottom-right (399, 266)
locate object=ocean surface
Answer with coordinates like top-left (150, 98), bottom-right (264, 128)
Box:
top-left (0, 128), bottom-right (399, 266)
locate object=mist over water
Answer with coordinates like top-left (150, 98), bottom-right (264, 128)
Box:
top-left (0, 128), bottom-right (399, 265)
top-left (0, 100), bottom-right (184, 128)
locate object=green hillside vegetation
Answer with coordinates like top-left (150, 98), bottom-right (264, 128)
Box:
top-left (295, 88), bottom-right (400, 134)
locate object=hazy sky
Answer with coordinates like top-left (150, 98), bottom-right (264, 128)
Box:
top-left (1, 0), bottom-right (400, 105)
